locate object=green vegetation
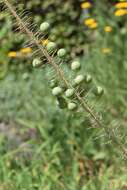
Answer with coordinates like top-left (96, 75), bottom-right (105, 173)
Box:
top-left (0, 0), bottom-right (127, 189)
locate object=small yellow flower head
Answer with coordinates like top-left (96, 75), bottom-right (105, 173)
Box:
top-left (8, 51), bottom-right (17, 58)
top-left (104, 26), bottom-right (112, 33)
top-left (84, 18), bottom-right (95, 26)
top-left (20, 47), bottom-right (32, 54)
top-left (101, 48), bottom-right (112, 54)
top-left (81, 2), bottom-right (92, 9)
top-left (41, 39), bottom-right (49, 46)
top-left (115, 2), bottom-right (127, 9)
top-left (114, 9), bottom-right (127, 16)
top-left (89, 22), bottom-right (98, 29)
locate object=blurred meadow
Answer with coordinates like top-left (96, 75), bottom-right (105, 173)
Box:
top-left (0, 0), bottom-right (127, 189)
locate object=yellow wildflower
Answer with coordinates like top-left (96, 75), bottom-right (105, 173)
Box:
top-left (114, 9), bottom-right (127, 16)
top-left (20, 47), bottom-right (32, 54)
top-left (104, 26), bottom-right (112, 32)
top-left (81, 2), bottom-right (92, 9)
top-left (41, 39), bottom-right (49, 46)
top-left (102, 48), bottom-right (112, 54)
top-left (115, 2), bottom-right (127, 9)
top-left (8, 51), bottom-right (17, 58)
top-left (89, 22), bottom-right (98, 29)
top-left (84, 18), bottom-right (95, 26)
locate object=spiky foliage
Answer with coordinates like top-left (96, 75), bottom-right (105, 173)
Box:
top-left (23, 0), bottom-right (87, 56)
top-left (2, 0), bottom-right (127, 159)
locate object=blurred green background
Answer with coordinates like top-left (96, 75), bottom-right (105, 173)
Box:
top-left (0, 0), bottom-right (127, 189)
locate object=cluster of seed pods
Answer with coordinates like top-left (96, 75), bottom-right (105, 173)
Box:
top-left (32, 22), bottom-right (104, 111)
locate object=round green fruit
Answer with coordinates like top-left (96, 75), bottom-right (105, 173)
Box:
top-left (52, 86), bottom-right (62, 96)
top-left (57, 48), bottom-right (66, 58)
top-left (40, 22), bottom-right (50, 33)
top-left (32, 58), bottom-right (41, 67)
top-left (65, 89), bottom-right (74, 98)
top-left (71, 61), bottom-right (81, 71)
top-left (85, 74), bottom-right (92, 83)
top-left (95, 86), bottom-right (104, 96)
top-left (68, 102), bottom-right (77, 111)
top-left (46, 42), bottom-right (57, 52)
top-left (74, 75), bottom-right (84, 85)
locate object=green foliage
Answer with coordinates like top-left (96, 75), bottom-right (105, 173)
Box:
top-left (22, 0), bottom-right (88, 56)
top-left (0, 0), bottom-right (127, 189)
top-left (0, 70), bottom-right (127, 189)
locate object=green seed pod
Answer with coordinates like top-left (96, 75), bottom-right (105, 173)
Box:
top-left (50, 79), bottom-right (57, 88)
top-left (71, 61), bottom-right (81, 71)
top-left (56, 97), bottom-right (67, 109)
top-left (68, 102), bottom-right (77, 111)
top-left (74, 75), bottom-right (84, 85)
top-left (32, 58), bottom-right (41, 67)
top-left (40, 22), bottom-right (50, 33)
top-left (65, 89), bottom-right (74, 98)
top-left (52, 86), bottom-right (62, 96)
top-left (95, 86), bottom-right (104, 96)
top-left (85, 74), bottom-right (92, 83)
top-left (46, 42), bottom-right (57, 52)
top-left (57, 48), bottom-right (66, 58)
